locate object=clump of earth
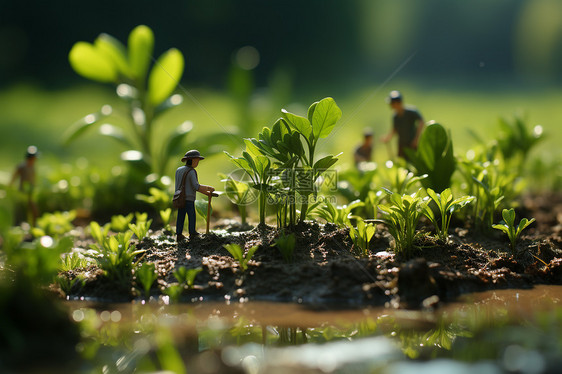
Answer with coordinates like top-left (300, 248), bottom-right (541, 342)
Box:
top-left (61, 192), bottom-right (562, 309)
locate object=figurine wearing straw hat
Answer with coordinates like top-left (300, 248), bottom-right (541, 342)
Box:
top-left (175, 150), bottom-right (215, 242)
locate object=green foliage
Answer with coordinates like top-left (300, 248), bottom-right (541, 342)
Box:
top-left (31, 210), bottom-right (76, 238)
top-left (172, 266), bottom-right (202, 289)
top-left (56, 274), bottom-right (85, 296)
top-left (404, 122), bottom-right (456, 192)
top-left (223, 243), bottom-right (259, 272)
top-left (348, 218), bottom-right (376, 257)
top-left (162, 284), bottom-right (183, 303)
top-left (89, 220), bottom-right (111, 246)
top-left (423, 188), bottom-right (474, 242)
top-left (195, 199), bottom-right (211, 226)
top-left (110, 213), bottom-right (134, 232)
top-left (493, 208), bottom-right (535, 253)
top-left (60, 252), bottom-right (90, 272)
top-left (87, 231), bottom-right (144, 283)
top-left (136, 187), bottom-right (171, 212)
top-left (273, 233), bottom-right (296, 263)
top-left (129, 219), bottom-right (153, 241)
top-left (375, 189), bottom-right (428, 259)
top-left (5, 235), bottom-right (74, 284)
top-left (380, 163), bottom-right (427, 195)
top-left (67, 25), bottom-right (196, 177)
top-left (226, 143), bottom-right (273, 225)
top-left (472, 170), bottom-right (506, 232)
top-left (135, 262), bottom-right (158, 299)
top-left (311, 198), bottom-right (364, 227)
top-left (221, 173), bottom-right (256, 225)
top-left (496, 115), bottom-right (544, 168)
top-left (159, 208), bottom-right (172, 230)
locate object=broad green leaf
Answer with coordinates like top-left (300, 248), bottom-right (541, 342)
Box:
top-left (148, 48), bottom-right (185, 106)
top-left (99, 124), bottom-right (134, 148)
top-left (281, 110), bottom-right (312, 140)
top-left (310, 97), bottom-right (342, 139)
top-left (195, 199), bottom-right (210, 221)
top-left (95, 33), bottom-right (131, 78)
top-left (69, 41), bottom-right (117, 83)
top-left (517, 217), bottom-right (535, 234)
top-left (128, 25), bottom-right (154, 82)
top-left (63, 105), bottom-right (112, 145)
top-left (162, 121), bottom-right (193, 160)
top-left (244, 138), bottom-right (264, 158)
top-left (502, 208), bottom-right (516, 227)
top-left (313, 154), bottom-right (339, 176)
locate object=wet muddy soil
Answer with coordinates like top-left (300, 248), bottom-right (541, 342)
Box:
top-left (63, 192), bottom-right (562, 309)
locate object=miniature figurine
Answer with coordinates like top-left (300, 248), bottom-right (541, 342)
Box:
top-left (353, 128), bottom-right (374, 166)
top-left (10, 145), bottom-right (39, 225)
top-left (381, 90), bottom-right (425, 159)
top-left (175, 150), bottom-right (215, 242)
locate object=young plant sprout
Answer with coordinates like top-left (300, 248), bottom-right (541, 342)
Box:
top-left (223, 243), bottom-right (259, 272)
top-left (493, 208), bottom-right (535, 253)
top-left (423, 188), bottom-right (474, 242)
top-left (348, 218), bottom-right (376, 257)
top-left (135, 262), bottom-right (158, 299)
top-left (173, 266), bottom-right (202, 289)
top-left (375, 188), bottom-right (428, 259)
top-left (110, 213), bottom-right (134, 233)
top-left (129, 219), bottom-right (153, 241)
top-left (273, 233), bottom-right (296, 263)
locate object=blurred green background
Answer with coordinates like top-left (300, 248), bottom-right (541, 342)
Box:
top-left (1, 0), bottom-right (561, 200)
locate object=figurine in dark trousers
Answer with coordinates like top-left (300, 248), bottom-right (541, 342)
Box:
top-left (381, 90), bottom-right (425, 159)
top-left (10, 146), bottom-right (39, 226)
top-left (175, 150), bottom-right (215, 242)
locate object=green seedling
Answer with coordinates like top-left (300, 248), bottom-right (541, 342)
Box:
top-left (380, 164), bottom-right (428, 195)
top-left (423, 188), bottom-right (474, 242)
top-left (226, 142), bottom-right (273, 225)
top-left (375, 189), bottom-right (428, 259)
top-left (223, 243), bottom-right (259, 272)
top-left (172, 266), bottom-right (202, 289)
top-left (163, 284), bottom-right (183, 303)
top-left (221, 173), bottom-right (256, 225)
top-left (472, 171), bottom-right (505, 232)
top-left (67, 25), bottom-right (192, 177)
top-left (60, 252), bottom-right (89, 272)
top-left (31, 210), bottom-right (76, 238)
top-left (159, 208), bottom-right (172, 230)
top-left (137, 187), bottom-right (171, 212)
top-left (195, 199), bottom-right (211, 228)
top-left (129, 219), bottom-right (153, 241)
top-left (87, 231), bottom-right (145, 283)
top-left (135, 212), bottom-right (149, 225)
top-left (493, 208), bottom-right (535, 253)
top-left (135, 262), bottom-right (158, 299)
top-left (89, 220), bottom-right (110, 246)
top-left (348, 218), bottom-right (376, 257)
top-left (56, 274), bottom-right (85, 297)
top-left (404, 122), bottom-right (456, 192)
top-left (273, 233), bottom-right (296, 263)
top-left (111, 213), bottom-right (134, 232)
top-left (312, 198), bottom-right (364, 227)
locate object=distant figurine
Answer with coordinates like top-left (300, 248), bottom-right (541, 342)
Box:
top-left (381, 90), bottom-right (425, 159)
top-left (10, 146), bottom-right (39, 225)
top-left (353, 129), bottom-right (374, 166)
top-left (175, 150), bottom-right (215, 242)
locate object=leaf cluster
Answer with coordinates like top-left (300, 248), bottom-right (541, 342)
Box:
top-left (493, 208), bottom-right (535, 253)
top-left (223, 243), bottom-right (259, 272)
top-left (423, 188), bottom-right (474, 242)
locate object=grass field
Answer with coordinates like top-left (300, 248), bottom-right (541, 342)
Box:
top-left (1, 80), bottom-right (561, 191)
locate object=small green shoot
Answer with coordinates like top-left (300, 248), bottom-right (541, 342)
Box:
top-left (135, 212), bottom-right (149, 225)
top-left (348, 218), bottom-right (376, 257)
top-left (223, 243), bottom-right (259, 272)
top-left (493, 208), bottom-right (535, 253)
top-left (31, 210), bottom-right (76, 238)
top-left (424, 188), bottom-right (474, 242)
top-left (110, 213), bottom-right (134, 232)
top-left (56, 275), bottom-right (85, 297)
top-left (163, 284), bottom-right (183, 303)
top-left (173, 266), bottom-right (202, 289)
top-left (312, 198), bottom-right (364, 227)
top-left (60, 252), bottom-right (89, 272)
top-left (87, 231), bottom-right (145, 283)
top-left (89, 221), bottom-right (110, 245)
top-left (135, 262), bottom-right (158, 299)
top-left (159, 208), bottom-right (172, 230)
top-left (375, 189), bottom-right (428, 259)
top-left (195, 199), bottom-right (211, 227)
top-left (273, 233), bottom-right (296, 263)
top-left (129, 219), bottom-right (153, 241)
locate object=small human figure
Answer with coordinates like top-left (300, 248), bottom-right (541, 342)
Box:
top-left (10, 145), bottom-right (39, 225)
top-left (353, 129), bottom-right (374, 166)
top-left (381, 90), bottom-right (425, 159)
top-left (175, 150), bottom-right (215, 242)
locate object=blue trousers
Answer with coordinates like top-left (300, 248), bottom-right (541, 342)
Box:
top-left (176, 200), bottom-right (196, 236)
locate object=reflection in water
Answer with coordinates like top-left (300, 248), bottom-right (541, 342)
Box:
top-left (68, 286), bottom-right (562, 373)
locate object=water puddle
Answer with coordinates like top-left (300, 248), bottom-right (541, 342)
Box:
top-left (65, 285), bottom-right (562, 373)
